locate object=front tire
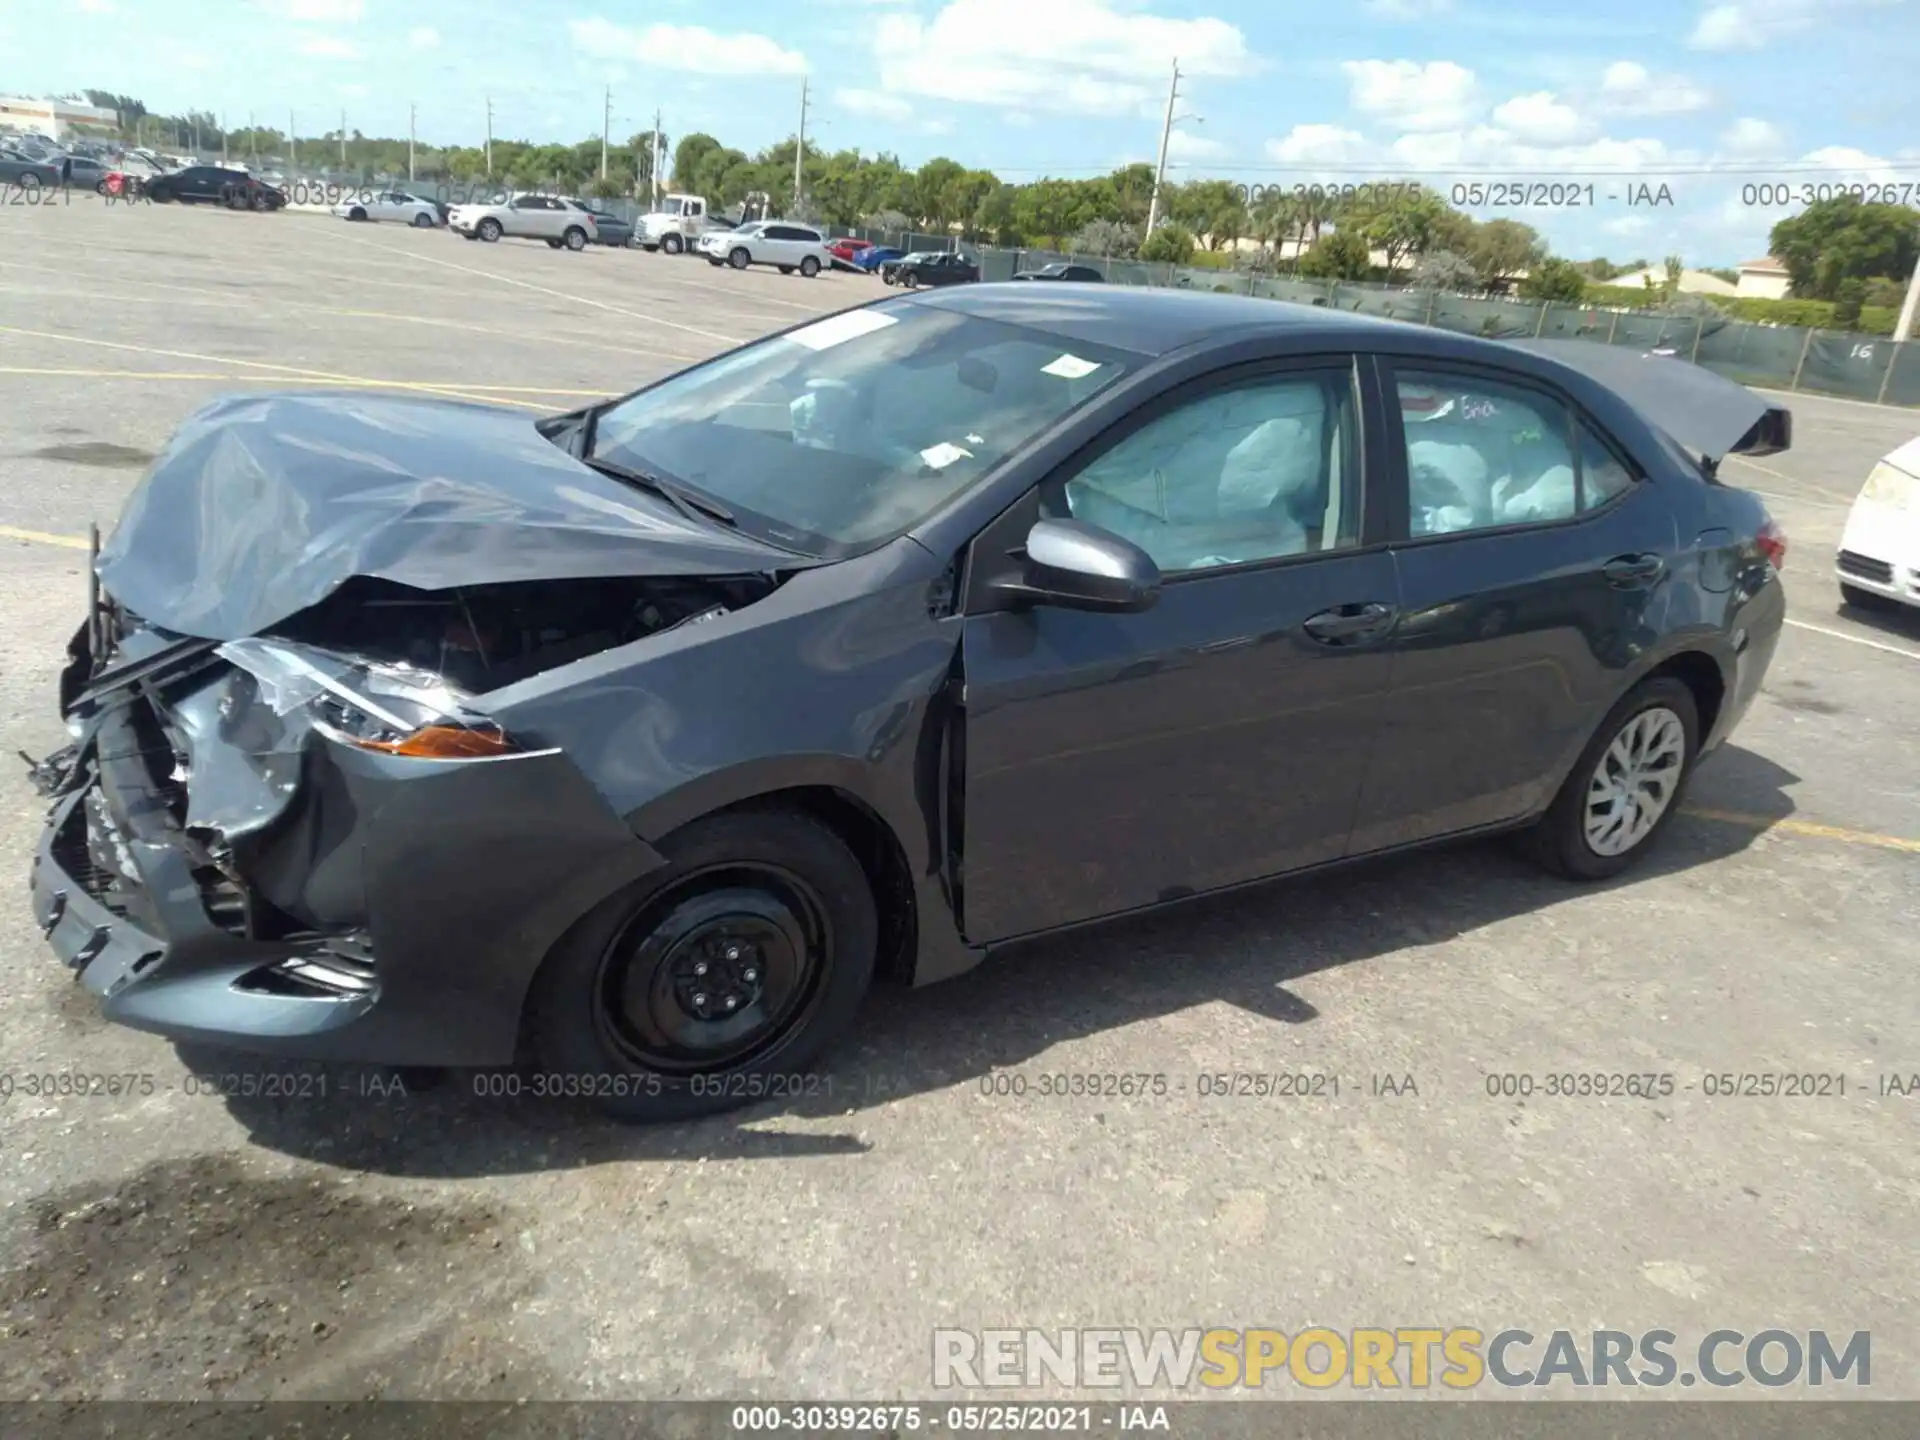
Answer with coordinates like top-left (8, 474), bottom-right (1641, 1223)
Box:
top-left (662, 233), bottom-right (684, 254)
top-left (348, 206), bottom-right (367, 221)
top-left (477, 217), bottom-right (502, 242)
top-left (525, 808), bottom-right (877, 1122)
top-left (1839, 581), bottom-right (1889, 611)
top-left (1520, 676), bottom-right (1699, 880)
top-left (412, 211), bottom-right (434, 227)
top-left (729, 247), bottom-right (751, 270)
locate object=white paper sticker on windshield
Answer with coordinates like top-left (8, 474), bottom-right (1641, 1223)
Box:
top-left (1042, 353), bottom-right (1101, 380)
top-left (786, 309), bottom-right (899, 351)
top-left (920, 442), bottom-right (973, 470)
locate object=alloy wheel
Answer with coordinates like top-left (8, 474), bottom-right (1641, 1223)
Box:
top-left (1583, 706), bottom-right (1686, 857)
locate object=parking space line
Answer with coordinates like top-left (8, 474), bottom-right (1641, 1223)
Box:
top-left (1783, 617), bottom-right (1920, 660)
top-left (0, 325), bottom-right (553, 410)
top-left (0, 525), bottom-right (91, 551)
top-left (0, 365), bottom-right (609, 399)
top-left (1683, 807), bottom-right (1920, 855)
top-left (330, 232), bottom-right (751, 344)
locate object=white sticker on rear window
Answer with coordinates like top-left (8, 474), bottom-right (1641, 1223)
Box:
top-left (920, 442), bottom-right (973, 470)
top-left (1042, 353), bottom-right (1101, 380)
top-left (786, 309), bottom-right (899, 351)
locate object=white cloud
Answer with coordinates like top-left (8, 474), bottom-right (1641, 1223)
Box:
top-left (408, 25), bottom-right (440, 49)
top-left (258, 0), bottom-right (364, 20)
top-left (1683, 0), bottom-right (1878, 50)
top-left (868, 0), bottom-right (1256, 115)
top-left (1167, 127), bottom-right (1226, 160)
top-left (834, 87), bottom-right (914, 122)
top-left (1491, 91), bottom-right (1591, 144)
top-left (1363, 0), bottom-right (1453, 15)
top-left (297, 32), bottom-right (362, 58)
top-left (569, 18), bottom-right (808, 75)
top-left (1596, 60), bottom-right (1711, 115)
top-left (1720, 116), bottom-right (1785, 155)
top-left (1265, 124), bottom-right (1371, 166)
top-left (1343, 59), bottom-right (1479, 133)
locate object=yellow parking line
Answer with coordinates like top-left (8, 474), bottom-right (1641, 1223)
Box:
top-left (0, 525), bottom-right (92, 551)
top-left (0, 365), bottom-right (610, 398)
top-left (0, 326), bottom-right (551, 410)
top-left (1682, 807), bottom-right (1920, 855)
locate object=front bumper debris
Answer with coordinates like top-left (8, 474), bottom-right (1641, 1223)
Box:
top-left (28, 680), bottom-right (667, 1068)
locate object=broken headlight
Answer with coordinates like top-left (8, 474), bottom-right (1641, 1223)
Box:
top-left (216, 638), bottom-right (522, 760)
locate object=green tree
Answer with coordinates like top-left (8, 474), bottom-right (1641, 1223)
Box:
top-left (1771, 196), bottom-right (1920, 300)
top-left (1467, 218), bottom-right (1543, 286)
top-left (1072, 218), bottom-right (1138, 257)
top-left (1167, 179), bottom-right (1248, 251)
top-left (1518, 257), bottom-right (1588, 303)
top-left (1662, 254), bottom-right (1684, 302)
top-left (1832, 276), bottom-right (1867, 329)
top-left (671, 133), bottom-right (724, 192)
top-left (1296, 229), bottom-right (1371, 280)
top-left (1140, 222), bottom-right (1196, 265)
top-left (1412, 250), bottom-right (1481, 292)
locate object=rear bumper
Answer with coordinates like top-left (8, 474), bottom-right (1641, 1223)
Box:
top-left (31, 691), bottom-right (666, 1067)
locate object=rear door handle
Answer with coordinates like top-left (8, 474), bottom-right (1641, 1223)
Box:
top-left (1604, 553), bottom-right (1666, 587)
top-left (1302, 601), bottom-right (1397, 644)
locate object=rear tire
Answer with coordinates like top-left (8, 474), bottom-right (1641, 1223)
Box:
top-left (524, 808), bottom-right (877, 1122)
top-left (1518, 676), bottom-right (1700, 881)
top-left (348, 206), bottom-right (367, 221)
top-left (546, 238), bottom-right (563, 248)
top-left (799, 255), bottom-right (820, 278)
top-left (563, 226), bottom-right (588, 251)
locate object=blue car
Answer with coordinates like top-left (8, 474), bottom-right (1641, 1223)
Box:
top-left (852, 246), bottom-right (903, 273)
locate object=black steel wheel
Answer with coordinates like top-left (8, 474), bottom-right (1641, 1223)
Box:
top-left (525, 808), bottom-right (877, 1121)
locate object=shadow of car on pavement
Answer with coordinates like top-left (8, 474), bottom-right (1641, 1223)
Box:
top-left (178, 743), bottom-right (1803, 1177)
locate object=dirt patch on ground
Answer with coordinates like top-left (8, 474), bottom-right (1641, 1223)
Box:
top-left (0, 1153), bottom-right (555, 1401)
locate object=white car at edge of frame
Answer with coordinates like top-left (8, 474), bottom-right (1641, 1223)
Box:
top-left (1836, 435), bottom-right (1920, 611)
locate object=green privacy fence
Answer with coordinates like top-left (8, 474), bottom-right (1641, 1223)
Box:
top-left (838, 229), bottom-right (1920, 409)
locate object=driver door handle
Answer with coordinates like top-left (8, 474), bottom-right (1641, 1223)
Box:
top-left (1302, 601), bottom-right (1397, 645)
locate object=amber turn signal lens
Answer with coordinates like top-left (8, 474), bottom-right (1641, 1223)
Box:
top-left (356, 724), bottom-right (517, 759)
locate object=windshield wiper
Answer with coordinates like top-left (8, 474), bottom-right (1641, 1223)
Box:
top-left (580, 454), bottom-right (737, 526)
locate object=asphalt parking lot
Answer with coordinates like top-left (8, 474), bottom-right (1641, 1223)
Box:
top-left (1, 196), bottom-right (1917, 1405)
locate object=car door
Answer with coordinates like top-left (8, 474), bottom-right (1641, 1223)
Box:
top-left (175, 166), bottom-right (214, 200)
top-left (957, 357), bottom-right (1401, 943)
top-left (507, 194), bottom-right (546, 237)
top-left (1345, 358), bottom-right (1674, 853)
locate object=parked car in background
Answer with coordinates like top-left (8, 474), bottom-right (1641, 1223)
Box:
top-left (828, 237), bottom-right (875, 270)
top-left (449, 193), bottom-right (599, 249)
top-left (28, 288), bottom-right (1791, 1123)
top-left (333, 190), bottom-right (444, 227)
top-left (854, 246), bottom-right (904, 275)
top-left (144, 166), bottom-right (287, 210)
top-left (697, 220), bottom-right (829, 276)
top-left (879, 251), bottom-right (933, 284)
top-left (892, 252), bottom-right (980, 288)
top-left (1014, 263), bottom-right (1105, 283)
top-left (0, 148), bottom-right (60, 188)
top-left (1837, 435), bottom-right (1920, 612)
top-left (571, 203), bottom-right (634, 247)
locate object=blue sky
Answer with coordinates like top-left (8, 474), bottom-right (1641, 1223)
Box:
top-left (6, 0), bottom-right (1919, 263)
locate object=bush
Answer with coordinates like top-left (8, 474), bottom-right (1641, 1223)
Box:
top-left (1832, 277), bottom-right (1867, 329)
top-left (1577, 286), bottom-right (1899, 335)
top-left (1296, 230), bottom-right (1371, 281)
top-left (1140, 222), bottom-right (1196, 265)
top-left (1071, 218), bottom-right (1139, 258)
top-left (1517, 257), bottom-right (1587, 303)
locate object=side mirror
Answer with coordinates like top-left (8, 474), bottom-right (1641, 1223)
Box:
top-left (990, 518), bottom-right (1161, 614)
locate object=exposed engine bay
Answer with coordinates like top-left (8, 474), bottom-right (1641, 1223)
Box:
top-left (267, 572), bottom-right (782, 693)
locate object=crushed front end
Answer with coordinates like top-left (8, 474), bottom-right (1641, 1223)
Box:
top-left (20, 578), bottom-right (760, 1066)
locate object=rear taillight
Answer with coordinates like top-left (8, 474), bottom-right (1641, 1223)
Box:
top-left (1757, 518), bottom-right (1788, 570)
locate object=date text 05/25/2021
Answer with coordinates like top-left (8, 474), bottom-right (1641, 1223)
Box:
top-left (1227, 181), bottom-right (1677, 209)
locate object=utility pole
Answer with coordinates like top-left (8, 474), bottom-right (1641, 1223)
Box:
top-left (1896, 249), bottom-right (1920, 342)
top-left (601, 84), bottom-right (611, 180)
top-left (408, 102), bottom-right (416, 181)
top-left (247, 110), bottom-right (255, 161)
top-left (485, 96), bottom-right (494, 178)
top-left (219, 114), bottom-right (227, 165)
top-left (793, 76), bottom-right (808, 210)
top-left (339, 108), bottom-right (347, 168)
top-left (652, 107), bottom-right (663, 207)
top-left (1145, 58), bottom-right (1181, 234)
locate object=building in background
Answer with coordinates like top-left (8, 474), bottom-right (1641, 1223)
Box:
top-left (0, 96), bottom-right (120, 140)
top-left (1736, 257), bottom-right (1793, 300)
top-left (1609, 266), bottom-right (1741, 297)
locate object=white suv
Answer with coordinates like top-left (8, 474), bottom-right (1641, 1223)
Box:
top-left (698, 221), bottom-right (828, 276)
top-left (449, 193), bottom-right (600, 249)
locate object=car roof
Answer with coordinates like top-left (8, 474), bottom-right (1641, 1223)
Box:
top-left (905, 282), bottom-right (1438, 358)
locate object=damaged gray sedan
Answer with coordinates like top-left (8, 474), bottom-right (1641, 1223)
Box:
top-left (29, 287), bottom-right (1790, 1120)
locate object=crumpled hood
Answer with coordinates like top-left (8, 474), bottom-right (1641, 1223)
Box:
top-left (96, 390), bottom-right (803, 640)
